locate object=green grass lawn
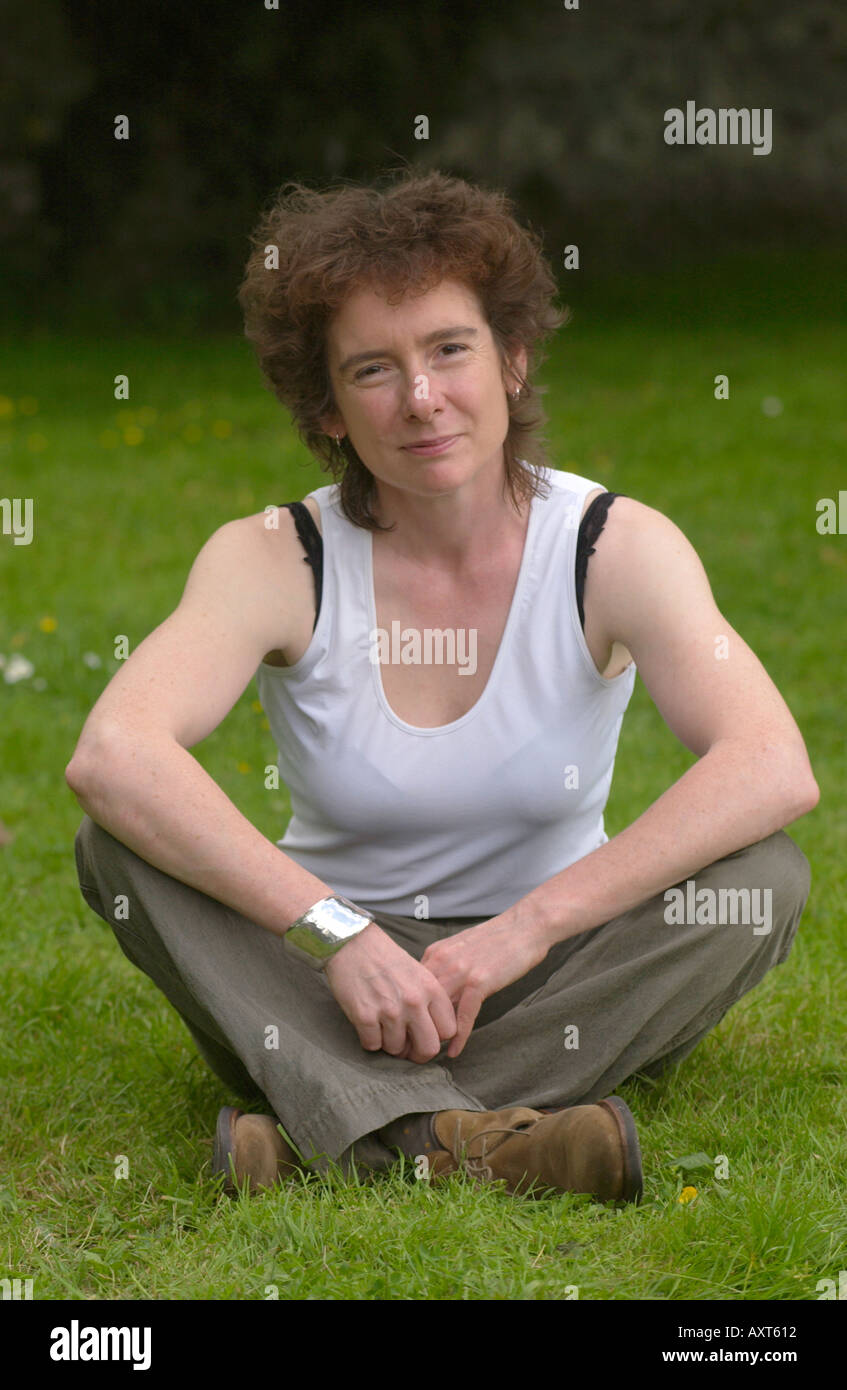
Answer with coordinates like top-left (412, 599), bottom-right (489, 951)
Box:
top-left (1, 254), bottom-right (845, 1300)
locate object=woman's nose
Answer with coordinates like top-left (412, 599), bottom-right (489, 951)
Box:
top-left (404, 369), bottom-right (437, 413)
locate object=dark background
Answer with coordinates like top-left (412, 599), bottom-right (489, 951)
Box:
top-left (3, 0), bottom-right (845, 332)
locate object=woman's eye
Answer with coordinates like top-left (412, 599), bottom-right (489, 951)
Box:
top-left (354, 344), bottom-right (466, 380)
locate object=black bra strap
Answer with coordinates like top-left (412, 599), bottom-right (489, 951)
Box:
top-left (575, 492), bottom-right (622, 630)
top-left (281, 492), bottom-right (624, 634)
top-left (284, 501), bottom-right (323, 632)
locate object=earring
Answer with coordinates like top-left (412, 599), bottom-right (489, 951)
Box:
top-left (335, 434), bottom-right (341, 445)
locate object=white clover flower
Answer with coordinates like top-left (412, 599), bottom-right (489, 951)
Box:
top-left (3, 654), bottom-right (35, 683)
top-left (82, 652), bottom-right (102, 669)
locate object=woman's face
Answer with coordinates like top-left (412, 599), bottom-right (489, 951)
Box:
top-left (321, 277), bottom-right (526, 503)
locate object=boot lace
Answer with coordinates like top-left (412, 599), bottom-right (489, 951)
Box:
top-left (456, 1120), bottom-right (536, 1186)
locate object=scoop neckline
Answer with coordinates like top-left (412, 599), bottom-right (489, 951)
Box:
top-left (365, 494), bottom-right (540, 736)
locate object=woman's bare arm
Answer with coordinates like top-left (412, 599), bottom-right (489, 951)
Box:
top-left (66, 509), bottom-right (458, 1059)
top-left (514, 495), bottom-right (821, 946)
top-left (65, 510), bottom-right (334, 933)
top-left (421, 498), bottom-right (820, 1055)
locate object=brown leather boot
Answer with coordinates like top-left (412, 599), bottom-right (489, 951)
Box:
top-left (212, 1106), bottom-right (301, 1195)
top-left (431, 1096), bottom-right (642, 1202)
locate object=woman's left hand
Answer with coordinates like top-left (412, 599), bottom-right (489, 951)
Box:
top-left (419, 913), bottom-right (549, 1059)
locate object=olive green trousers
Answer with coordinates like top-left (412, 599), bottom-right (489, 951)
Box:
top-left (74, 815), bottom-right (810, 1174)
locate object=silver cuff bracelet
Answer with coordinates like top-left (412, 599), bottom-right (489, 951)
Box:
top-left (283, 894), bottom-right (375, 970)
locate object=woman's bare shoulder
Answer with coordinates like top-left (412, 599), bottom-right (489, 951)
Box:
top-left (222, 501), bottom-right (321, 667)
top-left (226, 495), bottom-right (322, 565)
top-left (593, 495), bottom-right (694, 557)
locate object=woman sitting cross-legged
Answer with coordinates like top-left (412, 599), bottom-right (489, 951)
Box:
top-left (68, 169), bottom-right (817, 1202)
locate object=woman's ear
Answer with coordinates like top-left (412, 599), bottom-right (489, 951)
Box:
top-left (319, 411), bottom-right (345, 441)
top-left (504, 343), bottom-right (529, 393)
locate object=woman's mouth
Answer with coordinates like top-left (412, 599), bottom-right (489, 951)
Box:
top-left (402, 435), bottom-right (459, 456)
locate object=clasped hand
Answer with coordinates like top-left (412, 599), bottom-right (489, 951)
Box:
top-left (324, 914), bottom-right (548, 1063)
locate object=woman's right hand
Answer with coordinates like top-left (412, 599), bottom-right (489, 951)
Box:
top-left (324, 922), bottom-right (458, 1064)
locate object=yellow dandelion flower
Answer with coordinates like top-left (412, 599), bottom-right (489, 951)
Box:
top-left (123, 426), bottom-right (144, 446)
top-left (237, 761), bottom-right (251, 774)
top-left (212, 419), bottom-right (232, 439)
top-left (678, 1186), bottom-right (698, 1204)
top-left (261, 718), bottom-right (270, 731)
top-left (38, 616), bottom-right (57, 633)
top-left (251, 700), bottom-right (263, 713)
top-left (0, 396), bottom-right (15, 418)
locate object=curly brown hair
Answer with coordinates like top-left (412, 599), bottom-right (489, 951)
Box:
top-left (237, 167), bottom-right (570, 530)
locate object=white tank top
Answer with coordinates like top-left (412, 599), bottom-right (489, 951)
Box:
top-left (255, 467), bottom-right (637, 917)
